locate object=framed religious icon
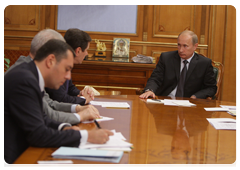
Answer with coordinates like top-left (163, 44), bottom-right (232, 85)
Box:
top-left (112, 38), bottom-right (130, 62)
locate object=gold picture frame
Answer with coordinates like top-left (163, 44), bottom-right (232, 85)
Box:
top-left (112, 38), bottom-right (130, 62)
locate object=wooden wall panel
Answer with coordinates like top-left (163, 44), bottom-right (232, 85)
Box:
top-left (221, 6), bottom-right (236, 102)
top-left (208, 6), bottom-right (226, 63)
top-left (4, 5), bottom-right (41, 31)
top-left (153, 6), bottom-right (194, 37)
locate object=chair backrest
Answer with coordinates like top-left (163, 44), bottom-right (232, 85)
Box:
top-left (199, 54), bottom-right (224, 100)
top-left (211, 60), bottom-right (224, 100)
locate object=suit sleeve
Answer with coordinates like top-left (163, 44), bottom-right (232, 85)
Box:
top-left (43, 91), bottom-right (72, 112)
top-left (42, 97), bottom-right (80, 125)
top-left (9, 77), bottom-right (81, 147)
top-left (45, 85), bottom-right (86, 105)
top-left (67, 79), bottom-right (81, 96)
top-left (144, 54), bottom-right (165, 93)
top-left (193, 59), bottom-right (217, 98)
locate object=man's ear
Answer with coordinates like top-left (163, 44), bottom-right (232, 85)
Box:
top-left (75, 47), bottom-right (82, 54)
top-left (45, 54), bottom-right (56, 69)
top-left (194, 43), bottom-right (198, 51)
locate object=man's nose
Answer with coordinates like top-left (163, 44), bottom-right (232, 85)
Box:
top-left (65, 71), bottom-right (71, 80)
top-left (179, 46), bottom-right (183, 52)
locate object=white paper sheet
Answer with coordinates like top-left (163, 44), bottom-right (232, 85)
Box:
top-left (82, 116), bottom-right (114, 124)
top-left (97, 147), bottom-right (132, 152)
top-left (204, 107), bottom-right (229, 111)
top-left (220, 105), bottom-right (236, 110)
top-left (90, 101), bottom-right (130, 108)
top-left (79, 130), bottom-right (132, 149)
top-left (79, 136), bottom-right (133, 149)
top-left (38, 160), bottom-right (73, 164)
top-left (163, 99), bottom-right (196, 106)
top-left (146, 99), bottom-right (163, 104)
top-left (206, 118), bottom-right (236, 130)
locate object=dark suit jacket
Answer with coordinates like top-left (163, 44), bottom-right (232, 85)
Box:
top-left (144, 51), bottom-right (217, 99)
top-left (45, 79), bottom-right (86, 105)
top-left (5, 55), bottom-right (80, 125)
top-left (4, 61), bottom-right (81, 164)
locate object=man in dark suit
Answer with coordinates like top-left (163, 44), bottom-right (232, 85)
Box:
top-left (4, 39), bottom-right (113, 164)
top-left (45, 29), bottom-right (94, 105)
top-left (140, 30), bottom-right (217, 99)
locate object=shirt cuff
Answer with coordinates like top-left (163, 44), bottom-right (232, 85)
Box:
top-left (145, 89), bottom-right (154, 93)
top-left (73, 113), bottom-right (81, 122)
top-left (58, 123), bottom-right (72, 131)
top-left (79, 130), bottom-right (88, 146)
top-left (71, 104), bottom-right (78, 113)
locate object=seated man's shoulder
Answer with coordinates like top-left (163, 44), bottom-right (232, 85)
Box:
top-left (162, 50), bottom-right (178, 56)
top-left (6, 62), bottom-right (37, 82)
top-left (196, 53), bottom-right (212, 63)
top-left (159, 51), bottom-right (178, 62)
top-left (15, 55), bottom-right (31, 64)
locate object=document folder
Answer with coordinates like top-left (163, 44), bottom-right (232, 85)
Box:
top-left (52, 146), bottom-right (123, 163)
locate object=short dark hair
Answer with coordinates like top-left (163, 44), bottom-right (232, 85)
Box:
top-left (64, 28), bottom-right (92, 52)
top-left (34, 39), bottom-right (76, 62)
top-left (178, 30), bottom-right (198, 45)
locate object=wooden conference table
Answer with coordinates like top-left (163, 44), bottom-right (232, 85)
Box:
top-left (14, 95), bottom-right (236, 164)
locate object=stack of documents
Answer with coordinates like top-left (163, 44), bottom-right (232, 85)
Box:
top-left (204, 105), bottom-right (236, 116)
top-left (80, 130), bottom-right (133, 152)
top-left (146, 99), bottom-right (196, 106)
top-left (206, 118), bottom-right (236, 130)
top-left (82, 116), bottom-right (114, 124)
top-left (90, 101), bottom-right (130, 109)
top-left (52, 130), bottom-right (132, 163)
top-left (52, 146), bottom-right (123, 163)
top-left (220, 105), bottom-right (236, 116)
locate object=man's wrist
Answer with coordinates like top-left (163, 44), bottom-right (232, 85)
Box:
top-left (58, 123), bottom-right (72, 131)
top-left (72, 104), bottom-right (78, 113)
top-left (145, 89), bottom-right (153, 93)
top-left (79, 130), bottom-right (88, 146)
top-left (75, 104), bottom-right (82, 112)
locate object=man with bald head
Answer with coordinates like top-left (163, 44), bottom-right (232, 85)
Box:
top-left (140, 30), bottom-right (217, 99)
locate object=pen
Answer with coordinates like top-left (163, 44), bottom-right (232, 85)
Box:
top-left (152, 99), bottom-right (162, 102)
top-left (94, 119), bottom-right (101, 129)
top-left (219, 121), bottom-right (236, 123)
top-left (105, 107), bottom-right (129, 109)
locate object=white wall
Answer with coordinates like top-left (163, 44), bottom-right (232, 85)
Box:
top-left (57, 5), bottom-right (138, 33)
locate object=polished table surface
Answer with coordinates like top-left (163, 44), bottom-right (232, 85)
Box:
top-left (14, 95), bottom-right (236, 164)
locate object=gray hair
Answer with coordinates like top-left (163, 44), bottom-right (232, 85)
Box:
top-left (178, 30), bottom-right (198, 45)
top-left (30, 29), bottom-right (65, 56)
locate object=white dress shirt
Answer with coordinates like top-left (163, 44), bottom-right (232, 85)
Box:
top-left (168, 53), bottom-right (195, 98)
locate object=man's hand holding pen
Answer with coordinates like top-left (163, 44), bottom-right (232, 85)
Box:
top-left (87, 129), bottom-right (114, 144)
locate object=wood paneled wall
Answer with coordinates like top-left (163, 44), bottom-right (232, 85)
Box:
top-left (4, 5), bottom-right (236, 102)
